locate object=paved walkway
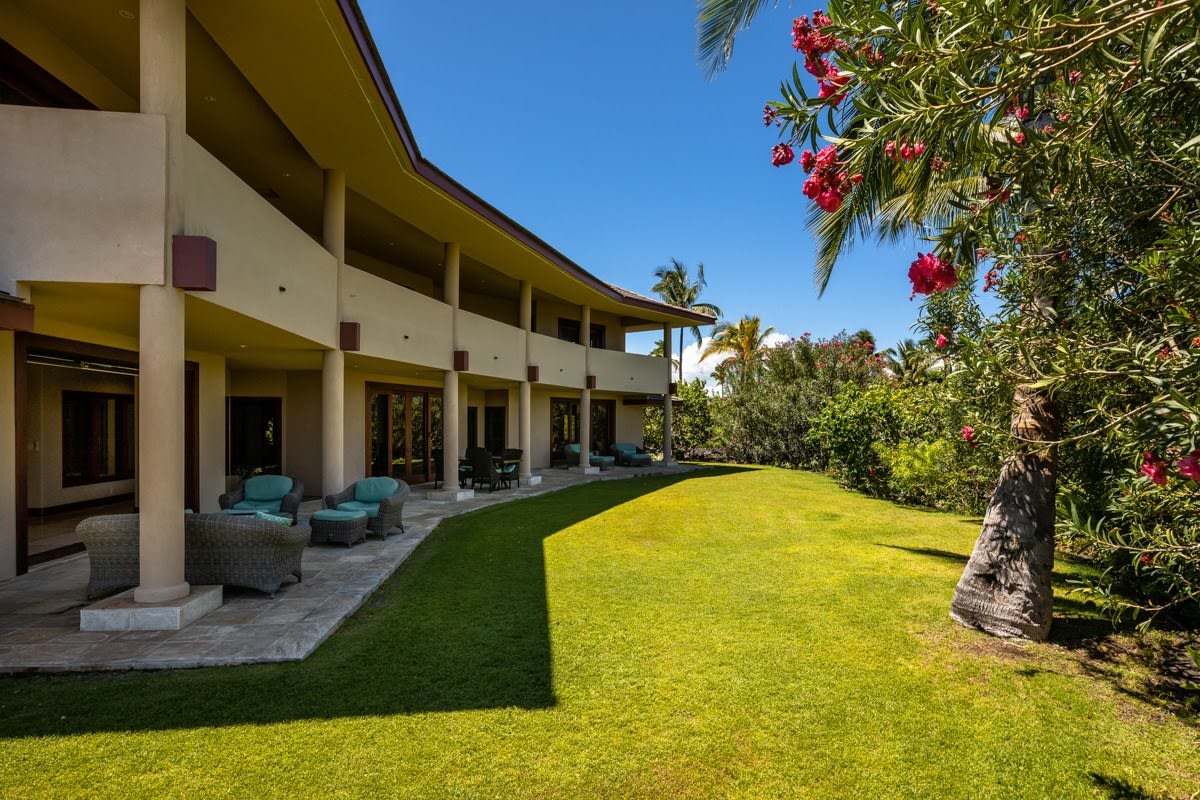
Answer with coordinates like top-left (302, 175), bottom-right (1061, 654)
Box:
top-left (0, 464), bottom-right (693, 674)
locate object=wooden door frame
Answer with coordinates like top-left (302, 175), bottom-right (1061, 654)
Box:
top-left (364, 382), bottom-right (441, 484)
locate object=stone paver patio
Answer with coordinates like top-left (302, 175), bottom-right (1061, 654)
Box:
top-left (0, 464), bottom-right (692, 674)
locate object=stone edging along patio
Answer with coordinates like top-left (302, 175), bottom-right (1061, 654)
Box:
top-left (0, 464), bottom-right (694, 674)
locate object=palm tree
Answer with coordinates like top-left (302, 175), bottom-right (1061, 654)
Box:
top-left (701, 315), bottom-right (776, 389)
top-left (651, 259), bottom-right (722, 383)
top-left (883, 339), bottom-right (934, 385)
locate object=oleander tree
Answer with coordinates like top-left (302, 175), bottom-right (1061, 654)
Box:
top-left (699, 0), bottom-right (1200, 635)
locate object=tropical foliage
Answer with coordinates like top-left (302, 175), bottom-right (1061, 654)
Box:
top-left (697, 0), bottom-right (1200, 631)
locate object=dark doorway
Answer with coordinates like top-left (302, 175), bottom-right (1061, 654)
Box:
top-left (226, 397), bottom-right (282, 478)
top-left (484, 407), bottom-right (506, 455)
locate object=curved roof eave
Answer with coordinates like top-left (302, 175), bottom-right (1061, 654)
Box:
top-left (335, 0), bottom-right (716, 328)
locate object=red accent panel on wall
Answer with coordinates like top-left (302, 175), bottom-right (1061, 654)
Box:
top-left (586, 375), bottom-right (597, 389)
top-left (339, 322), bottom-right (361, 351)
top-left (171, 235), bottom-right (217, 291)
top-left (527, 365), bottom-right (539, 383)
top-left (454, 350), bottom-right (469, 371)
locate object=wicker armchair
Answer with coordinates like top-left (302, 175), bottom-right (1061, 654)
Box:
top-left (469, 447), bottom-right (509, 492)
top-left (218, 474), bottom-right (305, 522)
top-left (324, 476), bottom-right (410, 539)
top-left (77, 513), bottom-right (310, 599)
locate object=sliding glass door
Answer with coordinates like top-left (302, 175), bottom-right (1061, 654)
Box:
top-left (367, 384), bottom-right (441, 484)
top-left (550, 397), bottom-right (615, 465)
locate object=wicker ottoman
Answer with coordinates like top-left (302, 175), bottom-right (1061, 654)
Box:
top-left (309, 509), bottom-right (368, 547)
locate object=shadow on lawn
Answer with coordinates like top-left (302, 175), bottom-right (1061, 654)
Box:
top-left (0, 466), bottom-right (752, 737)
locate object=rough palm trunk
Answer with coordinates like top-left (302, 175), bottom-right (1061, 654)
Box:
top-left (950, 384), bottom-right (1059, 640)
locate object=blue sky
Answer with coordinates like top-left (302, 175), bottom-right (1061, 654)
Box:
top-left (359, 1), bottom-right (927, 377)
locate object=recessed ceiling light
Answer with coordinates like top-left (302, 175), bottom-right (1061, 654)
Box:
top-left (118, 9), bottom-right (135, 19)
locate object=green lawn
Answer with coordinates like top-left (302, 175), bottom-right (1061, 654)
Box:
top-left (2, 466), bottom-right (1197, 799)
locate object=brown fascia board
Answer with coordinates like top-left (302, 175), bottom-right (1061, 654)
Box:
top-left (335, 1), bottom-right (714, 329)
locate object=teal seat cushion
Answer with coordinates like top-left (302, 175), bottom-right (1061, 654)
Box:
top-left (336, 500), bottom-right (380, 518)
top-left (232, 498), bottom-right (283, 512)
top-left (612, 443), bottom-right (637, 455)
top-left (243, 474), bottom-right (293, 502)
top-left (312, 509), bottom-right (367, 522)
top-left (354, 476), bottom-right (398, 503)
top-left (254, 511), bottom-right (294, 526)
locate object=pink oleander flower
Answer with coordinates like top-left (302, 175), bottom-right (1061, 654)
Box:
top-left (818, 72), bottom-right (850, 106)
top-left (1141, 553), bottom-right (1152, 566)
top-left (1141, 451), bottom-right (1168, 485)
top-left (771, 143), bottom-right (794, 167)
top-left (800, 149), bottom-right (816, 172)
top-left (936, 333), bottom-right (949, 349)
top-left (885, 140), bottom-right (897, 160)
top-left (762, 104), bottom-right (778, 127)
top-left (1176, 450), bottom-right (1200, 482)
top-left (908, 252), bottom-right (958, 297)
top-left (1068, 70), bottom-right (1082, 84)
top-left (1014, 105), bottom-right (1029, 121)
top-left (975, 247), bottom-right (988, 260)
top-left (899, 142), bottom-right (914, 160)
top-left (1013, 131), bottom-right (1026, 146)
top-left (962, 425), bottom-right (975, 442)
top-left (913, 141), bottom-right (926, 157)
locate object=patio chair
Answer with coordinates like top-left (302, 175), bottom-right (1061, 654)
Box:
top-left (324, 476), bottom-right (410, 539)
top-left (502, 448), bottom-right (523, 487)
top-left (218, 474), bottom-right (304, 522)
top-left (610, 442), bottom-right (653, 467)
top-left (564, 443), bottom-right (614, 470)
top-left (469, 447), bottom-right (509, 492)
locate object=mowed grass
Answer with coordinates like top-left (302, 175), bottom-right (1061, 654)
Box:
top-left (1, 466), bottom-right (1197, 799)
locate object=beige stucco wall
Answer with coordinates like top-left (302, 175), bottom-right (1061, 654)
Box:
top-left (530, 332), bottom-right (585, 389)
top-left (342, 266), bottom-right (451, 369)
top-left (460, 289), bottom-right (518, 326)
top-left (615, 401), bottom-right (645, 447)
top-left (344, 374), bottom-right (367, 486)
top-left (26, 305), bottom-right (140, 354)
top-left (0, 332), bottom-right (16, 579)
top-left (0, 106), bottom-right (167, 292)
top-left (589, 348), bottom-right (665, 393)
top-left (285, 371), bottom-right (323, 498)
top-left (185, 139), bottom-right (337, 348)
top-left (459, 310), bottom-right (525, 382)
top-left (25, 364), bottom-right (136, 511)
top-left (346, 250), bottom-right (436, 298)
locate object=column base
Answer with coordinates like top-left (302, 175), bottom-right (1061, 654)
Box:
top-left (80, 585), bottom-right (222, 632)
top-left (521, 474), bottom-right (543, 486)
top-left (570, 466), bottom-right (600, 475)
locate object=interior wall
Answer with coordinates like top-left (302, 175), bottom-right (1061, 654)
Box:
top-left (285, 371), bottom-right (323, 497)
top-left (26, 363), bottom-right (136, 510)
top-left (614, 401), bottom-right (645, 447)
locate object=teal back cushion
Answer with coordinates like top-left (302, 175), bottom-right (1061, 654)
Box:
top-left (564, 443), bottom-right (581, 455)
top-left (355, 476), bottom-right (398, 503)
top-left (244, 474), bottom-right (293, 502)
top-left (613, 443), bottom-right (635, 453)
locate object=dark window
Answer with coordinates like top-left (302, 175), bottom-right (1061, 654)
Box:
top-left (557, 318), bottom-right (581, 343)
top-left (62, 391), bottom-right (135, 486)
top-left (589, 324), bottom-right (606, 349)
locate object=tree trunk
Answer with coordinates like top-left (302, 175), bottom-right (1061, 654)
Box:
top-left (950, 385), bottom-right (1059, 640)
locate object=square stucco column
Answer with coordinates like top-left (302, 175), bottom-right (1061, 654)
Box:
top-left (662, 323), bottom-right (674, 466)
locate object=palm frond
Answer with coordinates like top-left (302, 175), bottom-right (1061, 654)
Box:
top-left (697, 0), bottom-right (779, 79)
